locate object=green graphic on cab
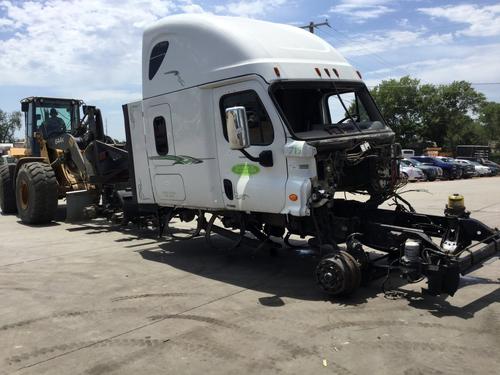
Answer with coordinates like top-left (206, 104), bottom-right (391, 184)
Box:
top-left (231, 163), bottom-right (260, 176)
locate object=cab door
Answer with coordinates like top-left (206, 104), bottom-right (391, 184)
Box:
top-left (144, 102), bottom-right (187, 204)
top-left (213, 80), bottom-right (287, 213)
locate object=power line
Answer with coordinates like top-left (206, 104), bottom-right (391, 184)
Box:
top-left (315, 28), bottom-right (372, 72)
top-left (317, 26), bottom-right (413, 77)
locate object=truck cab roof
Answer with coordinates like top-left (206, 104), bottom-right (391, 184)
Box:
top-left (142, 14), bottom-right (361, 99)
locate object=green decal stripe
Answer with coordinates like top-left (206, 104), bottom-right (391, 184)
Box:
top-left (231, 163), bottom-right (260, 176)
top-left (148, 155), bottom-right (203, 165)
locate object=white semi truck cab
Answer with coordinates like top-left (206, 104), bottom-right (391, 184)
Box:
top-left (126, 14), bottom-right (396, 215)
top-left (122, 14), bottom-right (499, 297)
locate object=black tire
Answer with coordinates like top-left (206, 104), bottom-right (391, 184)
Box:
top-left (0, 164), bottom-right (17, 214)
top-left (15, 162), bottom-right (58, 224)
top-left (339, 251), bottom-right (361, 295)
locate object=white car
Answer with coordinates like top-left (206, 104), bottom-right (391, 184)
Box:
top-left (456, 159), bottom-right (491, 176)
top-left (400, 165), bottom-right (426, 181)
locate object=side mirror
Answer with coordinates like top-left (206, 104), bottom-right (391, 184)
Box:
top-left (225, 106), bottom-right (250, 150)
top-left (21, 102), bottom-right (29, 112)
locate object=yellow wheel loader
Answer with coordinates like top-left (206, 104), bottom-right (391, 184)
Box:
top-left (0, 97), bottom-right (128, 224)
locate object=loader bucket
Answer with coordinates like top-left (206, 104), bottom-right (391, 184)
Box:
top-left (66, 190), bottom-right (98, 223)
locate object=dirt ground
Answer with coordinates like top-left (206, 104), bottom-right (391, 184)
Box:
top-left (0, 177), bottom-right (499, 375)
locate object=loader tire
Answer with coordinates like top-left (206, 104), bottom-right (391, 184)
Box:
top-left (16, 162), bottom-right (58, 224)
top-left (0, 164), bottom-right (17, 214)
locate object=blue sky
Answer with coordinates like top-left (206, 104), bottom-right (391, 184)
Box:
top-left (1, 0), bottom-right (500, 140)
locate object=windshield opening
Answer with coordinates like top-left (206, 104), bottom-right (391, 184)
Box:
top-left (271, 81), bottom-right (388, 140)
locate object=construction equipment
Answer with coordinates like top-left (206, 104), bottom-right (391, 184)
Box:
top-left (0, 97), bottom-right (128, 224)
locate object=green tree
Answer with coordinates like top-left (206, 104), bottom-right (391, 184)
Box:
top-left (371, 78), bottom-right (487, 149)
top-left (371, 76), bottom-right (423, 145)
top-left (430, 81), bottom-right (485, 149)
top-left (0, 109), bottom-right (22, 143)
top-left (479, 101), bottom-right (500, 142)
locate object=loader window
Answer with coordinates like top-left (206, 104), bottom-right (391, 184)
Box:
top-left (153, 116), bottom-right (168, 155)
top-left (149, 41), bottom-right (169, 80)
top-left (220, 90), bottom-right (274, 146)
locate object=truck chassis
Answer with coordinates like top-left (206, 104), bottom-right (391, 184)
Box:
top-left (116, 193), bottom-right (499, 298)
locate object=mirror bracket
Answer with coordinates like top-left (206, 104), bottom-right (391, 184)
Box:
top-left (240, 149), bottom-right (273, 167)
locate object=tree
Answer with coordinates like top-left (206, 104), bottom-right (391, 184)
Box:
top-left (371, 76), bottom-right (423, 145)
top-left (430, 81), bottom-right (485, 149)
top-left (479, 101), bottom-right (500, 143)
top-left (371, 77), bottom-right (488, 149)
top-left (0, 109), bottom-right (22, 143)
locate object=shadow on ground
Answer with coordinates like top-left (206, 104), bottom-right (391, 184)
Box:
top-left (66, 219), bottom-right (500, 316)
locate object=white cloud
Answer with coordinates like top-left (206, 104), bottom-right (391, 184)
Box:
top-left (337, 30), bottom-right (453, 57)
top-left (363, 43), bottom-right (500, 101)
top-left (0, 0), bottom-right (180, 90)
top-left (215, 0), bottom-right (287, 18)
top-left (419, 4), bottom-right (500, 37)
top-left (180, 0), bottom-right (208, 13)
top-left (329, 0), bottom-right (394, 22)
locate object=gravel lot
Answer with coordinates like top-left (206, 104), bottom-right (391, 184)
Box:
top-left (1, 177), bottom-right (499, 375)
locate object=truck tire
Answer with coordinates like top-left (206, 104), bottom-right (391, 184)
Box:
top-left (15, 162), bottom-right (58, 224)
top-left (0, 164), bottom-right (17, 214)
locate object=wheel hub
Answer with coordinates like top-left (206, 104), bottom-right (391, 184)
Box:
top-left (316, 256), bottom-right (346, 294)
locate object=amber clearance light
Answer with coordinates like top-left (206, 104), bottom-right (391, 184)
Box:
top-left (289, 194), bottom-right (298, 202)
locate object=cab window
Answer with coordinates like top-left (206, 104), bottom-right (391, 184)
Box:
top-left (149, 41), bottom-right (169, 80)
top-left (220, 90), bottom-right (274, 146)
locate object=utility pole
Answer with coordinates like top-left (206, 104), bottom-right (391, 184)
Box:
top-left (300, 19), bottom-right (330, 34)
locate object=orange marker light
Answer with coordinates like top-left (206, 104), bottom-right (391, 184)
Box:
top-left (289, 194), bottom-right (298, 202)
top-left (274, 66), bottom-right (281, 77)
top-left (324, 68), bottom-right (331, 77)
top-left (314, 67), bottom-right (321, 77)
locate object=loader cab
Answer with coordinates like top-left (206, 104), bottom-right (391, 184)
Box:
top-left (21, 97), bottom-right (82, 156)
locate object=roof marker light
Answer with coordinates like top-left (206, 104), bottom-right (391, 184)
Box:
top-left (356, 70), bottom-right (362, 79)
top-left (274, 67), bottom-right (281, 77)
top-left (324, 68), bottom-right (331, 77)
top-left (315, 68), bottom-right (321, 77)
top-left (332, 68), bottom-right (339, 78)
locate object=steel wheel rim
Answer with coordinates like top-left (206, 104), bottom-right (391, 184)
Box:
top-left (20, 180), bottom-right (29, 210)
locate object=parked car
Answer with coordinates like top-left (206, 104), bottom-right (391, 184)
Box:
top-left (436, 156), bottom-right (475, 179)
top-left (411, 156), bottom-right (459, 179)
top-left (400, 164), bottom-right (426, 181)
top-left (454, 159), bottom-right (480, 177)
top-left (469, 160), bottom-right (491, 177)
top-left (401, 158), bottom-right (440, 181)
top-left (479, 159), bottom-right (499, 176)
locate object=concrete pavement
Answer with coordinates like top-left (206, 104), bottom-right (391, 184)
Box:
top-left (0, 177), bottom-right (499, 375)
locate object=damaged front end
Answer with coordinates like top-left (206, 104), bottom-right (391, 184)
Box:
top-left (307, 138), bottom-right (500, 297)
top-left (272, 80), bottom-right (499, 297)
